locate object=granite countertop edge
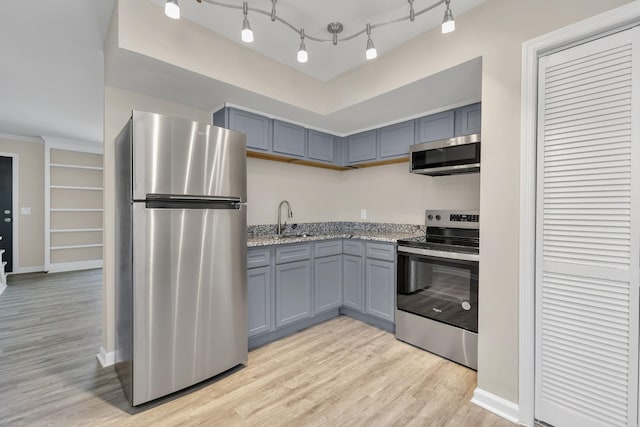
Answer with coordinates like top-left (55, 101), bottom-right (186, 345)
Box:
top-left (247, 232), bottom-right (423, 248)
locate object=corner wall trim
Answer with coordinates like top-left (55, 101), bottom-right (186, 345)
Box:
top-left (471, 388), bottom-right (520, 424)
top-left (97, 346), bottom-right (115, 367)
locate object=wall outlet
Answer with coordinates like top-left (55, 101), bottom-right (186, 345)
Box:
top-left (360, 209), bottom-right (367, 220)
top-left (21, 207), bottom-right (31, 215)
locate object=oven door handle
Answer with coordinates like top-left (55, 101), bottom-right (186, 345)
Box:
top-left (397, 246), bottom-right (480, 262)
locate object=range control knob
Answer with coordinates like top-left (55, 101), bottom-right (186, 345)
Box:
top-left (427, 214), bottom-right (433, 220)
top-left (435, 215), bottom-right (441, 221)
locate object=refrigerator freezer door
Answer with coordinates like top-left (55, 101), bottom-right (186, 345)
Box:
top-left (131, 111), bottom-right (247, 202)
top-left (131, 203), bottom-right (248, 406)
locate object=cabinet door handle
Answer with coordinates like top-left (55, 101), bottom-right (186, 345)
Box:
top-left (3, 218), bottom-right (11, 223)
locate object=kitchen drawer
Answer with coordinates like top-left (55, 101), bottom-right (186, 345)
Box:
top-left (248, 247), bottom-right (271, 268)
top-left (343, 240), bottom-right (364, 256)
top-left (276, 243), bottom-right (311, 264)
top-left (365, 242), bottom-right (395, 262)
top-left (314, 240), bottom-right (343, 258)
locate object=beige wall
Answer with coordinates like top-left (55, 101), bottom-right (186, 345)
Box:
top-left (0, 138), bottom-right (45, 271)
top-left (104, 0), bottom-right (632, 407)
top-left (103, 85), bottom-right (213, 355)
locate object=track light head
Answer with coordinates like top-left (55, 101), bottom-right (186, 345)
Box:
top-left (241, 2), bottom-right (254, 43)
top-left (164, 0), bottom-right (180, 20)
top-left (442, 0), bottom-right (455, 34)
top-left (297, 29), bottom-right (308, 63)
top-left (365, 24), bottom-right (377, 60)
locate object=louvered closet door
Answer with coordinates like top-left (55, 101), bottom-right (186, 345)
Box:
top-left (536, 27), bottom-right (640, 427)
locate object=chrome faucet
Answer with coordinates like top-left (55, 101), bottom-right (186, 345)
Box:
top-left (277, 200), bottom-right (293, 236)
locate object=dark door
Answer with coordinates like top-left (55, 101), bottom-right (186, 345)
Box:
top-left (0, 156), bottom-right (12, 272)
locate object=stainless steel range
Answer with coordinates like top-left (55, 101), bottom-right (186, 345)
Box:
top-left (395, 210), bottom-right (479, 369)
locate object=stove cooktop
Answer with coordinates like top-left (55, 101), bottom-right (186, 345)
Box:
top-left (397, 236), bottom-right (479, 255)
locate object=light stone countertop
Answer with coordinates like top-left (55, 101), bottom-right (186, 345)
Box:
top-left (247, 232), bottom-right (423, 248)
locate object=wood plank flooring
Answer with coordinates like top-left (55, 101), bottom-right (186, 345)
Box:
top-left (0, 270), bottom-right (514, 426)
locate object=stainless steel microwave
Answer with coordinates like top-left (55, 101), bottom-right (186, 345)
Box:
top-left (410, 133), bottom-right (480, 176)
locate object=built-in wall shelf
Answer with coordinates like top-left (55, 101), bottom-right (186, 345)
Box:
top-left (50, 243), bottom-right (104, 250)
top-left (46, 145), bottom-right (104, 272)
top-left (50, 185), bottom-right (103, 191)
top-left (50, 163), bottom-right (103, 171)
top-left (50, 228), bottom-right (103, 233)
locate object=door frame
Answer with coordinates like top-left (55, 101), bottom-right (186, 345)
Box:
top-left (519, 3), bottom-right (640, 426)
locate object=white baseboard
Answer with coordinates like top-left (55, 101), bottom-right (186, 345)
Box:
top-left (97, 346), bottom-right (116, 367)
top-left (48, 260), bottom-right (103, 273)
top-left (0, 283), bottom-right (6, 296)
top-left (11, 266), bottom-right (45, 274)
top-left (472, 387), bottom-right (520, 424)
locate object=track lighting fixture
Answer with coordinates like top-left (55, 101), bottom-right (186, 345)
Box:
top-left (365, 24), bottom-right (377, 60)
top-left (297, 29), bottom-right (308, 63)
top-left (442, 0), bottom-right (455, 34)
top-left (241, 2), bottom-right (254, 43)
top-left (164, 0), bottom-right (180, 20)
top-left (165, 0), bottom-right (457, 63)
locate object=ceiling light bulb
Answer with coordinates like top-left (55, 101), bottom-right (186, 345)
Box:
top-left (297, 29), bottom-right (308, 63)
top-left (241, 2), bottom-right (254, 43)
top-left (241, 18), bottom-right (254, 42)
top-left (365, 23), bottom-right (377, 60)
top-left (366, 38), bottom-right (377, 60)
top-left (165, 0), bottom-right (180, 20)
top-left (297, 45), bottom-right (308, 63)
top-left (442, 1), bottom-right (455, 34)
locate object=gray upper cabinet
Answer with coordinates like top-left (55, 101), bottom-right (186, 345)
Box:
top-left (247, 265), bottom-right (271, 337)
top-left (378, 120), bottom-right (414, 159)
top-left (416, 110), bottom-right (455, 143)
top-left (276, 260), bottom-right (312, 327)
top-left (454, 103), bottom-right (482, 136)
top-left (273, 120), bottom-right (306, 158)
top-left (347, 130), bottom-right (377, 164)
top-left (228, 108), bottom-right (272, 152)
top-left (314, 255), bottom-right (343, 314)
top-left (365, 258), bottom-right (395, 322)
top-left (308, 130), bottom-right (335, 163)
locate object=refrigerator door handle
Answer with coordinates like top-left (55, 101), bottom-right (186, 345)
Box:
top-left (144, 193), bottom-right (242, 203)
top-left (144, 194), bottom-right (244, 210)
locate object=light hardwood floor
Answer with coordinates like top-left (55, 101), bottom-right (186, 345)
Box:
top-left (0, 269), bottom-right (514, 427)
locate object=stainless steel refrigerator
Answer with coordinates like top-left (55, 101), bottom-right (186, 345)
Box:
top-left (114, 111), bottom-right (248, 406)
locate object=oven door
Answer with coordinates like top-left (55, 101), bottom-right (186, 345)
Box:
top-left (396, 246), bottom-right (478, 333)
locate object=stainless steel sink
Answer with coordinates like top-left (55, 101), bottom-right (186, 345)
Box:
top-left (275, 233), bottom-right (316, 239)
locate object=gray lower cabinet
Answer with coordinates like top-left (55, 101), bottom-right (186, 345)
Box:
top-left (247, 266), bottom-right (271, 337)
top-left (343, 254), bottom-right (364, 311)
top-left (275, 260), bottom-right (312, 327)
top-left (314, 255), bottom-right (343, 313)
top-left (365, 259), bottom-right (395, 322)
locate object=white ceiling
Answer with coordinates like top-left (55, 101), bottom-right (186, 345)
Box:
top-left (0, 0), bottom-right (115, 143)
top-left (0, 0), bottom-right (484, 144)
top-left (148, 0), bottom-right (487, 81)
